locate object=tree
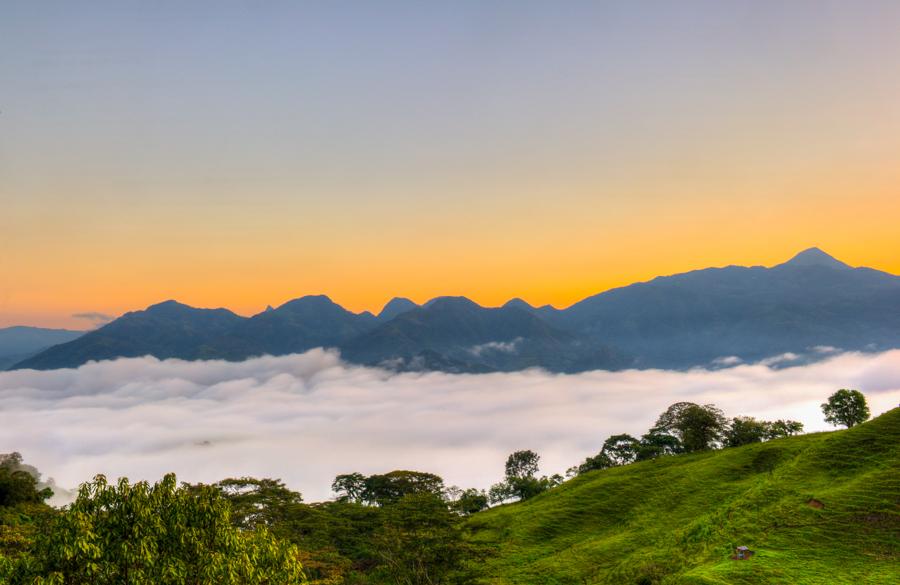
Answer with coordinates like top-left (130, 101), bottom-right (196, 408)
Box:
top-left (450, 488), bottom-right (489, 516)
top-left (654, 402), bottom-right (728, 452)
top-left (822, 389), bottom-right (870, 428)
top-left (331, 473), bottom-right (367, 504)
top-left (0, 453), bottom-right (52, 508)
top-left (600, 434), bottom-right (639, 466)
top-left (724, 416), bottom-right (769, 447)
top-left (214, 477), bottom-right (303, 530)
top-left (570, 451), bottom-right (613, 476)
top-left (490, 451), bottom-right (560, 503)
top-left (363, 471), bottom-right (445, 506)
top-left (6, 474), bottom-right (305, 584)
top-left (504, 450), bottom-right (540, 480)
top-left (372, 492), bottom-right (474, 585)
top-left (635, 428), bottom-right (682, 461)
top-left (765, 419), bottom-right (804, 439)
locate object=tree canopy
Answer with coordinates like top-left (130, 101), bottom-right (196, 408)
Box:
top-left (4, 474), bottom-right (305, 585)
top-left (822, 389), bottom-right (870, 428)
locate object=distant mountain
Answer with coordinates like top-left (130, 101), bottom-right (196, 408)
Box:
top-left (550, 247), bottom-right (900, 368)
top-left (378, 297), bottom-right (419, 322)
top-left (0, 326), bottom-right (84, 370)
top-left (11, 247), bottom-right (900, 372)
top-left (215, 295), bottom-right (378, 359)
top-left (12, 301), bottom-right (244, 370)
top-left (342, 296), bottom-right (626, 373)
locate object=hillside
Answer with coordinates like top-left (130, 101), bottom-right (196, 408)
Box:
top-left (467, 408), bottom-right (900, 584)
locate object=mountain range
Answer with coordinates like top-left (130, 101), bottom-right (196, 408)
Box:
top-left (0, 326), bottom-right (85, 370)
top-left (8, 248), bottom-right (900, 372)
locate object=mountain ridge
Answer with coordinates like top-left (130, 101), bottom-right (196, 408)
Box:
top-left (9, 248), bottom-right (900, 372)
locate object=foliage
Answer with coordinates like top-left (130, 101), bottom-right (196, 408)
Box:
top-left (822, 389), bottom-right (870, 428)
top-left (214, 477), bottom-right (304, 530)
top-left (371, 493), bottom-right (474, 585)
top-left (635, 428), bottom-right (683, 461)
top-left (4, 474), bottom-right (305, 584)
top-left (331, 473), bottom-right (367, 504)
top-left (504, 450), bottom-right (540, 480)
top-left (655, 402), bottom-right (729, 452)
top-left (489, 451), bottom-right (562, 504)
top-left (600, 434), bottom-right (640, 466)
top-left (0, 453), bottom-right (53, 508)
top-left (449, 488), bottom-right (489, 516)
top-left (331, 471), bottom-right (444, 507)
top-left (724, 416), bottom-right (769, 447)
top-left (765, 419), bottom-right (804, 439)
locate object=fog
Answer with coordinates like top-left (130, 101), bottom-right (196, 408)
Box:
top-left (1, 349), bottom-right (898, 503)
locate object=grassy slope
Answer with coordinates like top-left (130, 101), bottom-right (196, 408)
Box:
top-left (467, 408), bottom-right (900, 584)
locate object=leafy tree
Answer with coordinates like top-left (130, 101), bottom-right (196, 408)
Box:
top-left (765, 419), bottom-right (804, 439)
top-left (363, 471), bottom-right (445, 506)
top-left (634, 428), bottom-right (682, 461)
top-left (372, 492), bottom-right (474, 585)
top-left (724, 416), bottom-right (769, 447)
top-left (570, 451), bottom-right (613, 476)
top-left (654, 402), bottom-right (728, 452)
top-left (6, 474), bottom-right (305, 584)
top-left (0, 453), bottom-right (52, 508)
top-left (504, 450), bottom-right (540, 480)
top-left (822, 389), bottom-right (870, 428)
top-left (490, 451), bottom-right (561, 503)
top-left (214, 477), bottom-right (303, 530)
top-left (450, 488), bottom-right (489, 516)
top-left (0, 454), bottom-right (54, 567)
top-left (600, 434), bottom-right (639, 466)
top-left (331, 473), bottom-right (367, 504)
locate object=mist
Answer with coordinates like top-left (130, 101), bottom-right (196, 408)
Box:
top-left (1, 349), bottom-right (898, 503)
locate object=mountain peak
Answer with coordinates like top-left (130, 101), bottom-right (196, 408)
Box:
top-left (424, 296), bottom-right (479, 309)
top-left (277, 295), bottom-right (337, 310)
top-left (379, 297), bottom-right (419, 321)
top-left (503, 298), bottom-right (535, 311)
top-left (780, 247), bottom-right (851, 270)
top-left (145, 300), bottom-right (194, 313)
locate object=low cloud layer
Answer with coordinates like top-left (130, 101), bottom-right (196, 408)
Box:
top-left (1, 350), bottom-right (898, 503)
top-left (71, 312), bottom-right (115, 327)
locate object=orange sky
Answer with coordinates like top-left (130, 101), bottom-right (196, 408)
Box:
top-left (2, 2), bottom-right (899, 329)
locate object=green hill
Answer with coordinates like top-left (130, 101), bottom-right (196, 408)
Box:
top-left (467, 408), bottom-right (900, 584)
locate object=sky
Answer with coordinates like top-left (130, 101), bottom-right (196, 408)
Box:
top-left (2, 1), bottom-right (899, 329)
top-left (2, 348), bottom-right (898, 503)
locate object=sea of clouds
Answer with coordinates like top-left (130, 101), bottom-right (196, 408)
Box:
top-left (1, 349), bottom-right (898, 503)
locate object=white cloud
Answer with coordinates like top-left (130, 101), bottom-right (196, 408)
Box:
top-left (759, 352), bottom-right (801, 366)
top-left (469, 337), bottom-right (523, 356)
top-left (711, 356), bottom-right (743, 367)
top-left (1, 349), bottom-right (899, 503)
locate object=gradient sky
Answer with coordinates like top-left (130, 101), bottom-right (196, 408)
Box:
top-left (2, 1), bottom-right (899, 329)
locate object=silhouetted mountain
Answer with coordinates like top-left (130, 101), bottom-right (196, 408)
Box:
top-left (378, 297), bottom-right (419, 321)
top-left (342, 297), bottom-right (627, 373)
top-left (777, 246), bottom-right (851, 270)
top-left (13, 301), bottom-right (244, 370)
top-left (12, 248), bottom-right (900, 372)
top-left (0, 326), bottom-right (84, 370)
top-left (214, 295), bottom-right (378, 359)
top-left (551, 248), bottom-right (900, 368)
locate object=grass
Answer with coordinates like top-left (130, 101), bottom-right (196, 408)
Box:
top-left (466, 408), bottom-right (900, 584)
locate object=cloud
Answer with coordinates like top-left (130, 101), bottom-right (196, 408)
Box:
top-left (711, 356), bottom-right (743, 367)
top-left (71, 312), bottom-right (114, 326)
top-left (1, 350), bottom-right (899, 503)
top-left (759, 352), bottom-right (801, 366)
top-left (469, 337), bottom-right (522, 356)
